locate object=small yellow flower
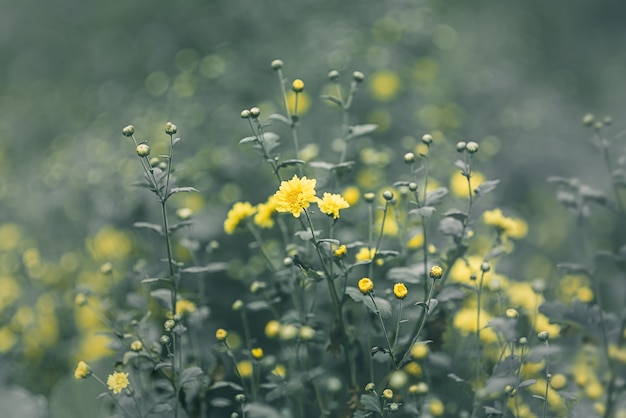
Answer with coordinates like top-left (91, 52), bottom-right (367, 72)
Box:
top-left (411, 343), bottom-right (429, 359)
top-left (216, 328), bottom-right (228, 341)
top-left (429, 398), bottom-right (445, 416)
top-left (176, 299), bottom-right (197, 315)
top-left (74, 361), bottom-right (90, 379)
top-left (272, 364), bottom-right (286, 377)
top-left (393, 283), bottom-right (408, 299)
top-left (317, 193), bottom-right (350, 219)
top-left (265, 320), bottom-right (281, 338)
top-left (236, 360), bottom-right (253, 378)
top-left (482, 208), bottom-right (528, 240)
top-left (404, 362), bottom-right (423, 377)
top-left (550, 373), bottom-right (567, 390)
top-left (576, 287), bottom-right (594, 302)
top-left (224, 202), bottom-right (256, 234)
top-left (130, 340), bottom-right (143, 352)
top-left (273, 175), bottom-right (319, 218)
top-left (342, 186), bottom-right (360, 206)
top-left (369, 70), bottom-right (400, 102)
top-left (358, 278), bottom-right (374, 294)
top-left (251, 347), bottom-right (264, 359)
top-left (334, 245), bottom-right (347, 258)
top-left (382, 388), bottom-right (394, 400)
top-left (106, 371), bottom-right (130, 394)
top-left (254, 196), bottom-right (278, 229)
top-left (292, 79), bottom-right (305, 92)
top-left (429, 265), bottom-right (443, 279)
top-left (355, 247), bottom-right (376, 262)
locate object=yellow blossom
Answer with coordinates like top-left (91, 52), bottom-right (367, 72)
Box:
top-left (107, 371), bottom-right (130, 394)
top-left (130, 340), bottom-right (143, 352)
top-left (411, 343), bottom-right (429, 359)
top-left (453, 307), bottom-right (498, 343)
top-left (483, 208), bottom-right (528, 240)
top-left (224, 202), bottom-right (256, 234)
top-left (429, 398), bottom-right (445, 416)
top-left (429, 265), bottom-right (443, 279)
top-left (355, 247), bottom-right (376, 262)
top-left (176, 299), bottom-right (196, 315)
top-left (393, 283), bottom-right (408, 299)
top-left (576, 287), bottom-right (594, 302)
top-left (358, 278), bottom-right (374, 294)
top-left (292, 79), bottom-right (304, 92)
top-left (382, 388), bottom-right (394, 399)
top-left (585, 380), bottom-right (603, 400)
top-left (534, 314), bottom-right (561, 338)
top-left (550, 373), bottom-right (567, 390)
top-left (404, 362), bottom-right (423, 377)
top-left (317, 193), bottom-right (350, 219)
top-left (254, 196), bottom-right (278, 229)
top-left (74, 361), bottom-right (90, 379)
top-left (271, 364), bottom-right (286, 377)
top-left (0, 327), bottom-right (17, 353)
top-left (273, 175), bottom-right (319, 218)
top-left (216, 328), bottom-right (228, 341)
top-left (265, 320), bottom-right (281, 338)
top-left (334, 245), bottom-right (347, 258)
top-left (369, 70), bottom-right (401, 101)
top-left (251, 347), bottom-right (263, 359)
top-left (237, 360), bottom-right (253, 378)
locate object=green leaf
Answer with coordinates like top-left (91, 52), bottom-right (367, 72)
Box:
top-left (474, 179), bottom-right (500, 196)
top-left (267, 113), bottom-right (291, 125)
top-left (134, 222), bottom-right (163, 235)
top-left (454, 159), bottom-right (469, 175)
top-left (518, 379), bottom-right (537, 389)
top-left (438, 217), bottom-right (464, 237)
top-left (425, 187), bottom-right (448, 206)
top-left (276, 159), bottom-right (305, 171)
top-left (409, 206), bottom-right (436, 218)
top-left (172, 137), bottom-right (182, 147)
top-left (180, 366), bottom-right (204, 385)
top-left (556, 262), bottom-right (590, 275)
top-left (150, 289), bottom-right (173, 310)
top-left (239, 135), bottom-right (259, 145)
top-left (448, 373), bottom-right (465, 382)
top-left (347, 124), bottom-right (378, 139)
top-left (141, 277), bottom-right (173, 287)
top-left (181, 262), bottom-right (228, 274)
top-left (154, 362), bottom-right (173, 370)
top-left (167, 186), bottom-right (198, 200)
top-left (443, 210), bottom-right (468, 221)
top-left (359, 394), bottom-right (382, 414)
top-left (0, 387), bottom-right (47, 418)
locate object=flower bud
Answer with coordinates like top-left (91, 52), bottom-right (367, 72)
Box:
top-left (215, 328), bottom-right (228, 341)
top-left (240, 109), bottom-right (251, 119)
top-left (328, 70), bottom-right (340, 82)
top-left (74, 293), bottom-right (87, 307)
top-left (364, 192), bottom-right (376, 203)
top-left (531, 278), bottom-right (545, 294)
top-left (408, 182), bottom-right (418, 192)
top-left (164, 319), bottom-right (175, 332)
top-left (165, 122), bottom-right (177, 135)
top-left (292, 79), bottom-right (305, 93)
top-left (160, 335), bottom-right (170, 345)
top-left (100, 262), bottom-right (113, 275)
top-left (365, 382), bottom-right (376, 392)
top-left (283, 257), bottom-right (293, 267)
top-left (122, 125), bottom-right (135, 137)
top-left (421, 134), bottom-right (433, 145)
top-left (232, 299), bottom-right (243, 311)
top-left (382, 389), bottom-right (394, 400)
top-left (389, 403), bottom-right (399, 412)
top-left (537, 331), bottom-right (550, 342)
top-left (251, 347), bottom-right (263, 359)
top-left (136, 144), bottom-right (150, 157)
top-left (149, 157), bottom-right (160, 167)
top-left (299, 325), bottom-right (315, 341)
top-left (358, 278), bottom-right (374, 294)
top-left (353, 71), bottom-right (365, 82)
top-left (429, 265), bottom-right (443, 279)
top-left (466, 141), bottom-right (479, 154)
top-left (176, 207), bottom-right (193, 221)
top-left (130, 340), bottom-right (143, 352)
top-left (271, 59), bottom-right (284, 70)
top-left (505, 308), bottom-right (518, 319)
top-left (582, 113), bottom-right (595, 127)
top-left (404, 152), bottom-right (415, 164)
top-left (249, 107), bottom-right (261, 118)
top-left (480, 262), bottom-right (490, 272)
top-left (383, 190), bottom-right (394, 201)
top-left (235, 394), bottom-right (246, 403)
top-left (456, 141), bottom-right (467, 152)
top-left (603, 116), bottom-right (612, 125)
top-left (519, 337), bottom-right (528, 345)
top-left (393, 283), bottom-right (408, 300)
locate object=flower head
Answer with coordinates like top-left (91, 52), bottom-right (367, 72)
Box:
top-left (130, 340), bottom-right (143, 352)
top-left (273, 175), bottom-right (319, 218)
top-left (176, 299), bottom-right (196, 315)
top-left (292, 79), bottom-right (305, 92)
top-left (254, 195), bottom-right (278, 228)
top-left (358, 278), bottom-right (374, 294)
top-left (355, 247), bottom-right (376, 262)
top-left (317, 193), bottom-right (350, 219)
top-left (74, 361), bottom-right (90, 379)
top-left (393, 283), bottom-right (408, 300)
top-left (216, 328), bottom-right (228, 341)
top-left (251, 347), bottom-right (264, 359)
top-left (224, 202), bottom-right (256, 234)
top-left (334, 245), bottom-right (347, 259)
top-left (382, 388), bottom-right (394, 400)
top-left (429, 265), bottom-right (443, 279)
top-left (107, 371), bottom-right (130, 394)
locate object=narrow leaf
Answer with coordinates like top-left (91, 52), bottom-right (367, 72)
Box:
top-left (425, 187), bottom-right (449, 206)
top-left (134, 222), bottom-right (163, 235)
top-left (474, 179), bottom-right (500, 196)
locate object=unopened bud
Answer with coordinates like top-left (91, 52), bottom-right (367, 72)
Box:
top-left (456, 141), bottom-right (467, 152)
top-left (292, 79), bottom-right (304, 93)
top-left (480, 262), bottom-right (491, 272)
top-left (364, 192), bottom-right (376, 203)
top-left (353, 71), bottom-right (365, 82)
top-left (271, 59), bottom-right (284, 70)
top-left (408, 182), bottom-right (418, 192)
top-left (537, 331), bottom-right (550, 342)
top-left (249, 107), bottom-right (261, 118)
top-left (404, 152), bottom-right (415, 164)
top-left (122, 125), bottom-right (135, 137)
top-left (421, 134), bottom-right (433, 145)
top-left (328, 70), bottom-right (340, 82)
top-left (383, 190), bottom-right (394, 201)
top-left (466, 141), bottom-right (479, 154)
top-left (582, 113), bottom-right (595, 127)
top-left (240, 109), bottom-right (251, 119)
top-left (136, 144), bottom-right (150, 157)
top-left (165, 122), bottom-right (177, 135)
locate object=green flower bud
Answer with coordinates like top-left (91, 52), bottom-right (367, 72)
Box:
top-left (582, 113), bottom-right (594, 127)
top-left (537, 331), bottom-right (549, 342)
top-left (165, 122), bottom-right (177, 135)
top-left (466, 141), bottom-right (479, 154)
top-left (364, 192), bottom-right (376, 203)
top-left (122, 125), bottom-right (135, 137)
top-left (421, 134), bottom-right (433, 145)
top-left (328, 70), bottom-right (340, 82)
top-left (250, 107), bottom-right (261, 118)
top-left (159, 335), bottom-right (170, 345)
top-left (480, 261), bottom-right (490, 272)
top-left (240, 109), bottom-right (251, 119)
top-left (271, 59), bottom-right (283, 70)
top-left (408, 182), bottom-right (418, 192)
top-left (383, 190), bottom-right (394, 201)
top-left (136, 143), bottom-right (150, 157)
top-left (404, 152), bottom-right (415, 164)
top-left (352, 71), bottom-right (365, 82)
top-left (456, 141), bottom-right (467, 152)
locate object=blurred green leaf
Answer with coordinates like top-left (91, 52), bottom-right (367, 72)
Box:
top-left (474, 179), bottom-right (500, 197)
top-left (134, 221), bottom-right (164, 235)
top-left (359, 394), bottom-right (382, 414)
top-left (425, 187), bottom-right (448, 206)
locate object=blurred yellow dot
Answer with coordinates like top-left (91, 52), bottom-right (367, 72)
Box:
top-left (450, 170), bottom-right (485, 198)
top-left (369, 70), bottom-right (401, 101)
top-left (342, 186), bottom-right (360, 206)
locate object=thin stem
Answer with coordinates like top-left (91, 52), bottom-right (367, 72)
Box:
top-left (369, 294), bottom-right (397, 365)
top-left (392, 299), bottom-right (403, 355)
top-left (246, 222), bottom-right (276, 271)
top-left (91, 374), bottom-right (134, 418)
top-left (471, 270), bottom-right (486, 418)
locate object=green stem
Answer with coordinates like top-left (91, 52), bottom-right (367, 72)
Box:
top-left (91, 374), bottom-right (134, 418)
top-left (246, 223), bottom-right (276, 271)
top-left (369, 294), bottom-right (396, 365)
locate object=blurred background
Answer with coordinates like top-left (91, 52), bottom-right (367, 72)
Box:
top-left (1, 0), bottom-right (625, 413)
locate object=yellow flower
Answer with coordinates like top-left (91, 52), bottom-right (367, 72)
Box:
top-left (355, 247), bottom-right (376, 262)
top-left (342, 186), bottom-right (360, 206)
top-left (216, 328), bottom-right (228, 341)
top-left (450, 170), bottom-right (485, 198)
top-left (292, 79), bottom-right (304, 92)
top-left (265, 320), bottom-right (281, 338)
top-left (273, 175), bottom-right (319, 218)
top-left (550, 373), bottom-right (567, 390)
top-left (254, 196), bottom-right (278, 229)
top-left (74, 361), bottom-right (90, 379)
top-left (334, 245), bottom-right (347, 258)
top-left (411, 343), bottom-right (429, 359)
top-left (576, 287), bottom-right (594, 302)
top-left (358, 278), bottom-right (374, 294)
top-left (369, 70), bottom-right (401, 101)
top-left (585, 380), bottom-right (603, 400)
top-left (130, 340), bottom-right (143, 352)
top-left (393, 283), bottom-right (408, 299)
top-left (429, 265), bottom-right (443, 279)
top-left (483, 208), bottom-right (528, 240)
top-left (224, 202), bottom-right (256, 234)
top-left (429, 398), bottom-right (445, 416)
top-left (404, 362), bottom-right (423, 377)
top-left (382, 388), bottom-right (394, 399)
top-left (272, 364), bottom-right (286, 377)
top-left (107, 371), bottom-right (130, 394)
top-left (317, 193), bottom-right (350, 219)
top-left (251, 347), bottom-right (263, 359)
top-left (236, 360), bottom-right (253, 378)
top-left (176, 299), bottom-right (196, 315)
